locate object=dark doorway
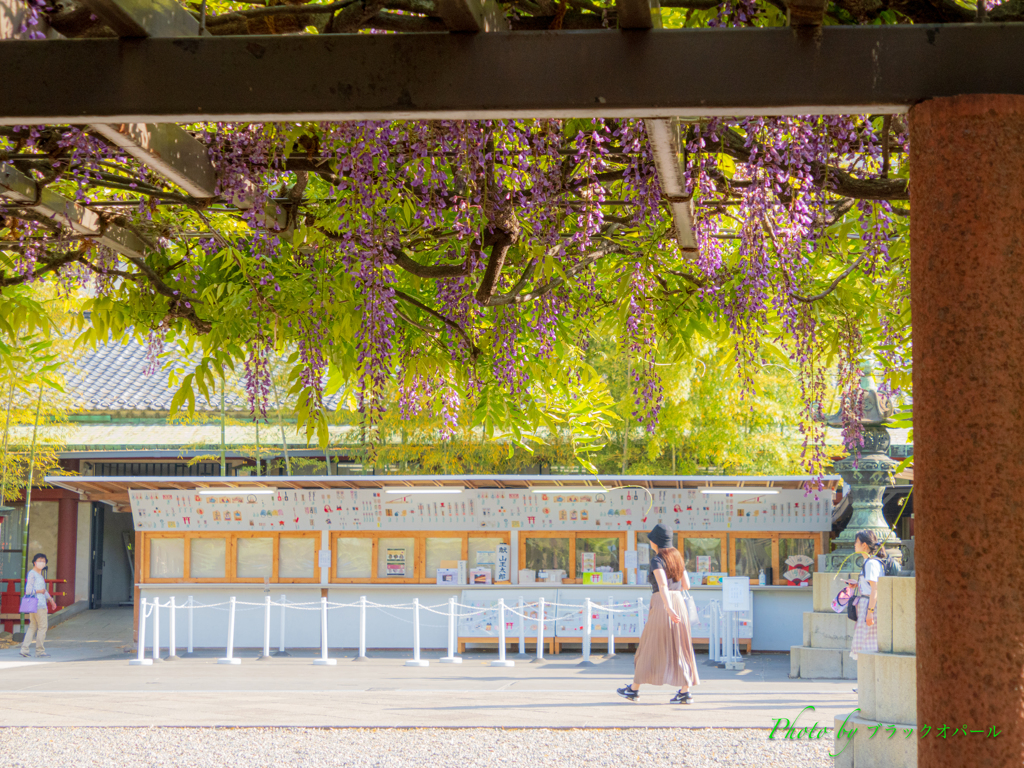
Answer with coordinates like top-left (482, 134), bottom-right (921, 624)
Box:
top-left (89, 504), bottom-right (135, 608)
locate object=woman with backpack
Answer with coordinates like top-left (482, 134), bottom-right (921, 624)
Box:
top-left (616, 524), bottom-right (700, 704)
top-left (848, 529), bottom-right (886, 661)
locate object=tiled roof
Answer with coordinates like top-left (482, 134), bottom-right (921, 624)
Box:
top-left (65, 337), bottom-right (339, 413)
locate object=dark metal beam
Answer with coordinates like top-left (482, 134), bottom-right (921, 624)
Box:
top-left (436, 0), bottom-right (509, 31)
top-left (78, 0), bottom-right (203, 37)
top-left (2, 25), bottom-right (1024, 123)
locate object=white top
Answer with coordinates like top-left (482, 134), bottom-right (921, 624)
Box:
top-left (858, 558), bottom-right (884, 597)
top-left (25, 570), bottom-right (51, 608)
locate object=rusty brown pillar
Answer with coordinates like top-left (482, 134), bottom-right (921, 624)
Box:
top-left (911, 94), bottom-right (1024, 768)
top-left (55, 496), bottom-right (78, 609)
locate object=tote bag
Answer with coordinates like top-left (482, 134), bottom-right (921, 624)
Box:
top-left (19, 595), bottom-right (38, 613)
top-left (681, 590), bottom-right (699, 625)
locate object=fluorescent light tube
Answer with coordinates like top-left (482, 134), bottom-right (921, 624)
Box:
top-left (384, 487), bottom-right (464, 494)
top-left (700, 489), bottom-right (779, 494)
top-left (198, 488), bottom-right (276, 495)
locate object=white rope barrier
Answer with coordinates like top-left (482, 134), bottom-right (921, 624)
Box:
top-left (406, 598), bottom-right (428, 667)
top-left (129, 597), bottom-right (153, 666)
top-left (217, 596), bottom-right (241, 665)
top-left (127, 593), bottom-right (727, 666)
top-left (314, 596), bottom-right (337, 666)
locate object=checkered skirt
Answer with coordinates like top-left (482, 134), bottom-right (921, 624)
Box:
top-left (849, 596), bottom-right (877, 660)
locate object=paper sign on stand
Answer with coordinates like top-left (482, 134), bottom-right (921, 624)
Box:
top-left (722, 576), bottom-right (751, 611)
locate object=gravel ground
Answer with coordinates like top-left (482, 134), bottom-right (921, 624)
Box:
top-left (0, 728), bottom-right (834, 768)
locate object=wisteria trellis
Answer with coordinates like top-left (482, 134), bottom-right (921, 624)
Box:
top-left (0, 116), bottom-right (910, 473)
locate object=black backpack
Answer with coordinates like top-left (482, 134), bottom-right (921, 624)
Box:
top-left (878, 554), bottom-right (902, 577)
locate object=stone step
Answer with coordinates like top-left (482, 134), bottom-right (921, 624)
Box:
top-left (832, 712), bottom-right (917, 768)
top-left (790, 645), bottom-right (857, 679)
top-left (857, 651), bottom-right (917, 725)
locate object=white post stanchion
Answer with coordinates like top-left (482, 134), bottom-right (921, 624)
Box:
top-left (274, 595), bottom-right (290, 657)
top-left (314, 596), bottom-right (337, 665)
top-left (354, 595), bottom-right (368, 661)
top-left (440, 596), bottom-right (461, 663)
top-left (709, 601), bottom-right (719, 662)
top-left (580, 597), bottom-right (594, 665)
top-left (532, 597), bottom-right (545, 662)
top-left (605, 596), bottom-right (616, 658)
top-left (218, 596), bottom-right (242, 664)
top-left (638, 597), bottom-right (645, 637)
top-left (258, 595), bottom-right (272, 660)
top-left (166, 596), bottom-right (180, 660)
top-left (129, 597), bottom-right (153, 665)
top-left (151, 597), bottom-right (162, 662)
top-left (186, 595), bottom-right (194, 656)
top-left (406, 598), bottom-right (429, 666)
top-left (491, 599), bottom-right (514, 667)
top-left (516, 597), bottom-right (528, 658)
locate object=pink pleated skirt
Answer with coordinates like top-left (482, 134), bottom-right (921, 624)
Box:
top-left (633, 591), bottom-right (700, 689)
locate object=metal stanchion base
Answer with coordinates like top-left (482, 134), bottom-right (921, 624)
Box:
top-left (578, 659), bottom-right (597, 666)
top-left (271, 650), bottom-right (291, 657)
top-left (313, 658), bottom-right (338, 666)
top-left (164, 655), bottom-right (181, 661)
top-left (217, 658), bottom-right (242, 665)
top-left (256, 655), bottom-right (275, 661)
top-left (352, 655), bottom-right (369, 661)
top-left (150, 657), bottom-right (164, 663)
top-left (405, 659), bottom-right (429, 667)
top-left (603, 653), bottom-right (617, 660)
top-left (128, 659), bottom-right (153, 666)
top-left (490, 660), bottom-right (515, 667)
top-left (439, 657), bottom-right (462, 664)
top-left (530, 657), bottom-right (545, 663)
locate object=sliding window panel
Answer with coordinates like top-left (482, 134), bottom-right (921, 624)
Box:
top-left (334, 536), bottom-right (373, 581)
top-left (235, 535), bottom-right (274, 581)
top-left (149, 536), bottom-right (185, 580)
top-left (377, 537), bottom-right (416, 580)
top-left (189, 536), bottom-right (227, 580)
top-left (279, 534), bottom-right (318, 582)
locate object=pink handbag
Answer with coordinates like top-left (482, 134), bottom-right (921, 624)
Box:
top-left (831, 585), bottom-right (854, 614)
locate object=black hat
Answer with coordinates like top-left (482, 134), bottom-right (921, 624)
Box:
top-left (648, 524), bottom-right (671, 549)
top-left (31, 553), bottom-right (47, 565)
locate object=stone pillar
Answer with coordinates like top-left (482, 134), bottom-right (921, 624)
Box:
top-left (911, 94), bottom-right (1024, 768)
top-left (55, 496), bottom-right (77, 609)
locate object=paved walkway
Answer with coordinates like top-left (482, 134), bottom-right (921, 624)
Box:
top-left (0, 609), bottom-right (855, 730)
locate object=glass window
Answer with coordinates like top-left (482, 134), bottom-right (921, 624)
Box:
top-left (683, 538), bottom-right (722, 572)
top-left (523, 536), bottom-right (570, 574)
top-left (190, 537), bottom-right (226, 579)
top-left (734, 537), bottom-right (772, 580)
top-left (280, 536), bottom-right (316, 579)
top-left (150, 537), bottom-right (184, 579)
top-left (336, 537), bottom-right (372, 579)
top-left (577, 537), bottom-right (619, 573)
top-left (779, 538), bottom-right (816, 585)
top-left (468, 537), bottom-right (504, 579)
top-left (377, 537), bottom-right (415, 578)
top-left (236, 537), bottom-right (273, 579)
top-left (636, 531), bottom-right (679, 570)
top-left (425, 537), bottom-right (462, 578)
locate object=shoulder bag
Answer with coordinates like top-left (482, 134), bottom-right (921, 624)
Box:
top-left (19, 594), bottom-right (38, 613)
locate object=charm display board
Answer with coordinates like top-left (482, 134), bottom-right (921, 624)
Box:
top-left (130, 487), bottom-right (831, 533)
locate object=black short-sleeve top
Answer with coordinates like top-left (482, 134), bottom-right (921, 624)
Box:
top-left (648, 554), bottom-right (682, 593)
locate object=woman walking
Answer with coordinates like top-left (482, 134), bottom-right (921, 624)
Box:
top-left (617, 524), bottom-right (700, 704)
top-left (20, 553), bottom-right (57, 658)
top-left (848, 530), bottom-right (885, 662)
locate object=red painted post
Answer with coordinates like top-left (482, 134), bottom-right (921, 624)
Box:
top-left (55, 497), bottom-right (77, 608)
top-left (911, 94), bottom-right (1024, 768)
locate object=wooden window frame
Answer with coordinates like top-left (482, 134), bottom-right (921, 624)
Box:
top-left (776, 532), bottom-right (825, 586)
top-left (186, 532), bottom-right (233, 583)
top-left (677, 533), bottom-right (728, 576)
top-left (519, 531), bottom-right (626, 584)
top-left (329, 531), bottom-right (511, 584)
top-left (232, 532), bottom-right (278, 583)
top-left (276, 531), bottom-right (321, 584)
top-left (142, 531), bottom-right (188, 584)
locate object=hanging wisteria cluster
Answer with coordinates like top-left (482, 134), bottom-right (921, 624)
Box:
top-left (0, 113), bottom-right (909, 472)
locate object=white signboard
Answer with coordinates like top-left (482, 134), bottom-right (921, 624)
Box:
top-left (722, 576), bottom-right (752, 612)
